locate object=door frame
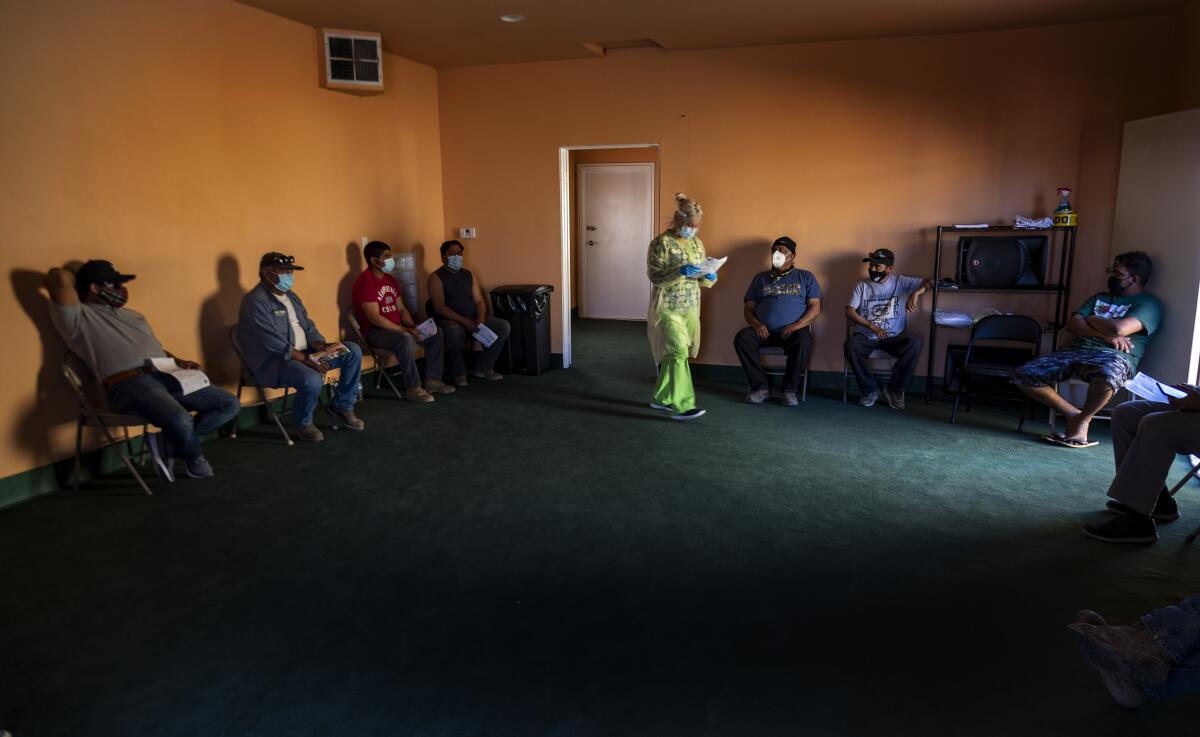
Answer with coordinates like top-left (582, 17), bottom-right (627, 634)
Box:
top-left (557, 143), bottom-right (659, 369)
top-left (576, 162), bottom-right (656, 320)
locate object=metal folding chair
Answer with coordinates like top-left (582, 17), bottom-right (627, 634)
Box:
top-left (62, 361), bottom-right (154, 496)
top-left (842, 319), bottom-right (898, 403)
top-left (229, 324), bottom-right (295, 446)
top-left (949, 314), bottom-right (1041, 430)
top-left (759, 329), bottom-right (813, 402)
top-left (1174, 460), bottom-right (1200, 543)
top-left (346, 311), bottom-right (403, 400)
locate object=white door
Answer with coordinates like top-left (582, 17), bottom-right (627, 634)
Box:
top-left (578, 163), bottom-right (654, 320)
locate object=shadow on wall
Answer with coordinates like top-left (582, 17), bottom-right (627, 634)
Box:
top-left (197, 253), bottom-right (246, 387)
top-left (337, 242), bottom-right (362, 341)
top-left (9, 266), bottom-right (78, 471)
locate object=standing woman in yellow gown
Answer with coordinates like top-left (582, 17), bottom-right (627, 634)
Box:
top-left (646, 192), bottom-right (717, 421)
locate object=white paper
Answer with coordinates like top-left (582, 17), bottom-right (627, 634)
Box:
top-left (954, 223), bottom-right (989, 229)
top-left (415, 318), bottom-right (438, 340)
top-left (1126, 372), bottom-right (1188, 403)
top-left (473, 323), bottom-right (499, 348)
top-left (693, 256), bottom-right (728, 277)
top-left (149, 357), bottom-right (211, 396)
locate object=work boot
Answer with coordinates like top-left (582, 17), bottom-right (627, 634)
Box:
top-left (404, 386), bottom-right (435, 403)
top-left (453, 375), bottom-right (469, 387)
top-left (472, 369), bottom-right (503, 381)
top-left (1068, 621), bottom-right (1173, 693)
top-left (882, 386), bottom-right (906, 410)
top-left (293, 423), bottom-right (324, 442)
top-left (325, 404), bottom-right (365, 430)
top-left (424, 379), bottom-right (456, 395)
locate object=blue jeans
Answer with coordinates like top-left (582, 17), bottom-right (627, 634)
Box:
top-left (276, 343), bottom-right (362, 426)
top-left (1142, 594), bottom-right (1200, 699)
top-left (106, 373), bottom-right (241, 461)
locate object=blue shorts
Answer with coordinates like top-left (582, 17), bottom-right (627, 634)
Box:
top-left (1010, 348), bottom-right (1135, 392)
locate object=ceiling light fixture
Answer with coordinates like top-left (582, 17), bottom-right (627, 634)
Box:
top-left (500, 14), bottom-right (525, 23)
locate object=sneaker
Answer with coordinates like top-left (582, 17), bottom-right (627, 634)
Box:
top-left (325, 404), bottom-right (366, 429)
top-left (649, 402), bottom-right (672, 411)
top-left (1106, 488), bottom-right (1178, 523)
top-left (1083, 514), bottom-right (1158, 544)
top-left (453, 375), bottom-right (469, 387)
top-left (882, 387), bottom-right (906, 410)
top-left (858, 390), bottom-right (880, 407)
top-left (424, 379), bottom-right (456, 395)
top-left (144, 433), bottom-right (175, 483)
top-left (183, 455), bottom-right (214, 480)
top-left (782, 391), bottom-right (799, 407)
top-left (293, 423), bottom-right (324, 442)
top-left (669, 408), bottom-right (706, 421)
top-left (472, 369), bottom-right (503, 381)
top-left (1067, 622), bottom-right (1173, 691)
top-left (746, 388), bottom-right (769, 404)
top-left (404, 387), bottom-right (435, 404)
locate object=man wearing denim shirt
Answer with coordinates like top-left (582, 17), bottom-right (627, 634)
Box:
top-left (237, 252), bottom-right (364, 442)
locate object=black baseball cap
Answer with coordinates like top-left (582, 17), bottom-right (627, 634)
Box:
top-left (259, 252), bottom-right (304, 270)
top-left (771, 236), bottom-right (797, 254)
top-left (863, 248), bottom-right (895, 265)
top-left (76, 260), bottom-right (136, 295)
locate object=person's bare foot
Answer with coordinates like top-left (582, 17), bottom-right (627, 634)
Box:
top-left (1064, 412), bottom-right (1091, 443)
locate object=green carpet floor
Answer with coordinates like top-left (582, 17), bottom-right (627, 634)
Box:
top-left (2, 318), bottom-right (1199, 736)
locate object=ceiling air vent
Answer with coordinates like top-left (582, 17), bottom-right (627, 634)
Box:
top-left (582, 38), bottom-right (667, 57)
top-left (320, 29), bottom-right (383, 93)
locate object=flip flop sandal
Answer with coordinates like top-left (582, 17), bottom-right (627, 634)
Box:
top-left (1048, 435), bottom-right (1099, 449)
top-left (1040, 432), bottom-right (1066, 444)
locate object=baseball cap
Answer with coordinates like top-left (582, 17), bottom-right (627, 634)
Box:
top-left (862, 248), bottom-right (895, 265)
top-left (259, 252), bottom-right (304, 270)
top-left (76, 260), bottom-right (136, 295)
top-left (771, 236), bottom-right (797, 254)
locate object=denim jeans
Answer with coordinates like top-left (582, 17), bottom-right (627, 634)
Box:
top-left (106, 372), bottom-right (241, 461)
top-left (1142, 594), bottom-right (1200, 699)
top-left (276, 343), bottom-right (363, 426)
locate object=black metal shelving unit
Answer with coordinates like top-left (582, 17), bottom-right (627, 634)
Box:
top-left (924, 224), bottom-right (1078, 402)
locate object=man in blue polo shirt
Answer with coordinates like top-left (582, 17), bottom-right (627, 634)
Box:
top-left (733, 236), bottom-right (823, 406)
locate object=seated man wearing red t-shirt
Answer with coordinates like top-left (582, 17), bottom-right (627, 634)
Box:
top-left (352, 241), bottom-right (453, 403)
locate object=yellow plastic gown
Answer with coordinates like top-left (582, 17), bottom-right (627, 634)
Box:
top-left (646, 229), bottom-right (714, 412)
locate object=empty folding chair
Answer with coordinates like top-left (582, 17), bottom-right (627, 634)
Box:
top-left (949, 314), bottom-right (1042, 430)
top-left (62, 361), bottom-right (154, 496)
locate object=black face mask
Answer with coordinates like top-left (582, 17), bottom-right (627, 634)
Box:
top-left (869, 270), bottom-right (887, 283)
top-left (1107, 275), bottom-right (1131, 295)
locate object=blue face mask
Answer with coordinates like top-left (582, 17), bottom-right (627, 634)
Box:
top-left (679, 226), bottom-right (698, 239)
top-left (380, 257), bottom-right (396, 274)
top-left (447, 255), bottom-right (464, 271)
top-left (274, 272), bottom-right (294, 292)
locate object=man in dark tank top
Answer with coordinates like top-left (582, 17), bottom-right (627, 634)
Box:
top-left (427, 240), bottom-right (511, 386)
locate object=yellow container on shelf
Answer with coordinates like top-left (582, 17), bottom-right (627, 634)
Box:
top-left (1052, 211), bottom-right (1078, 227)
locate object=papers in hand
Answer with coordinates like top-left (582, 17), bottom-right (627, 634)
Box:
top-left (1126, 372), bottom-right (1188, 403)
top-left (149, 357), bottom-right (210, 396)
top-left (693, 256), bottom-right (728, 277)
top-left (309, 342), bottom-right (351, 365)
top-left (473, 323), bottom-right (499, 348)
top-left (415, 318), bottom-right (438, 340)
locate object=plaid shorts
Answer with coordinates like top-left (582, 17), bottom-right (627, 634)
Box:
top-left (1010, 348), bottom-right (1135, 392)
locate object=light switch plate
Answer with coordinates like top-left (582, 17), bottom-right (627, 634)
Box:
top-left (458, 227), bottom-right (476, 239)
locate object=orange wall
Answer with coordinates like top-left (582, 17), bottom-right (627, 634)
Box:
top-left (568, 147), bottom-right (660, 308)
top-left (0, 0), bottom-right (444, 481)
top-left (1174, 0), bottom-right (1200, 111)
top-left (437, 17), bottom-right (1173, 374)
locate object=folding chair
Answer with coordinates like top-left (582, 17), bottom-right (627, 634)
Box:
top-left (346, 311), bottom-right (403, 400)
top-left (62, 361), bottom-right (154, 496)
top-left (229, 324), bottom-right (295, 446)
top-left (949, 314), bottom-right (1041, 430)
top-left (759, 330), bottom-right (813, 402)
top-left (1174, 460), bottom-right (1200, 543)
top-left (842, 320), bottom-right (898, 403)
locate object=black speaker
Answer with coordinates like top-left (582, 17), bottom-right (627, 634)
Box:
top-left (957, 236), bottom-right (1048, 288)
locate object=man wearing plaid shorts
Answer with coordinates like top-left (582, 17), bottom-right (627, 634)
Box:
top-left (1011, 252), bottom-right (1162, 448)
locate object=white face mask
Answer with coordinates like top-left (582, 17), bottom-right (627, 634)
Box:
top-left (772, 251), bottom-right (789, 269)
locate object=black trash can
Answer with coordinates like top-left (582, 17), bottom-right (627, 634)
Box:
top-left (489, 284), bottom-right (554, 376)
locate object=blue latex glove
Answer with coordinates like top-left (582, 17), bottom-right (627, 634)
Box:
top-left (679, 264), bottom-right (703, 277)
top-left (703, 272), bottom-right (718, 282)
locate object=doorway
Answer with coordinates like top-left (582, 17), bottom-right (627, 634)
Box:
top-left (557, 144), bottom-right (660, 368)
